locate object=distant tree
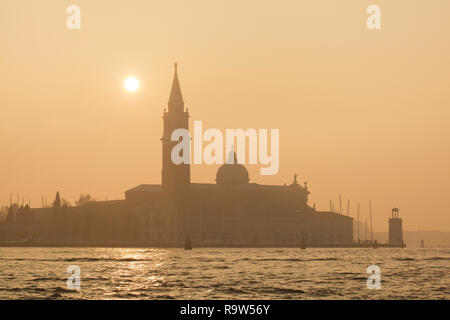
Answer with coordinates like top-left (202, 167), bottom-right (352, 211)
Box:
top-left (53, 191), bottom-right (61, 208)
top-left (0, 206), bottom-right (8, 223)
top-left (75, 194), bottom-right (94, 207)
top-left (61, 199), bottom-right (71, 208)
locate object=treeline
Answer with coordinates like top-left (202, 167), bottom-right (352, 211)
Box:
top-left (0, 192), bottom-right (96, 225)
top-left (52, 192), bottom-right (97, 208)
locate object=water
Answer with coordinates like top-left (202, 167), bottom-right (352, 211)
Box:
top-left (0, 247), bottom-right (448, 299)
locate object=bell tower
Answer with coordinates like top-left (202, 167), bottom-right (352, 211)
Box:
top-left (161, 63), bottom-right (190, 195)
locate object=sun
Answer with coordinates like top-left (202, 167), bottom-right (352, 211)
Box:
top-left (124, 77), bottom-right (139, 92)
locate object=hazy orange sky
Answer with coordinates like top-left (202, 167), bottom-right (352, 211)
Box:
top-left (1, 0), bottom-right (449, 231)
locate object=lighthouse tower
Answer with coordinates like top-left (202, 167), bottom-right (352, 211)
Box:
top-left (388, 208), bottom-right (404, 246)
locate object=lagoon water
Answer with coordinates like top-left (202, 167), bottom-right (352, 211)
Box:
top-left (0, 247), bottom-right (448, 299)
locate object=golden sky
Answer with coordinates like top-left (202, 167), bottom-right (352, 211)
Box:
top-left (1, 0), bottom-right (449, 231)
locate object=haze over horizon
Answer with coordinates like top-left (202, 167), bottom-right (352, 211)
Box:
top-left (1, 0), bottom-right (449, 232)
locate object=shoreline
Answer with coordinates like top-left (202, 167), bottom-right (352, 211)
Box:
top-left (0, 242), bottom-right (406, 248)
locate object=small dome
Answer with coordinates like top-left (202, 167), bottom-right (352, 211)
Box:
top-left (216, 151), bottom-right (250, 187)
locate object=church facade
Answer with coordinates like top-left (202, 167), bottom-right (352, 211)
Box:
top-left (0, 65), bottom-right (353, 247)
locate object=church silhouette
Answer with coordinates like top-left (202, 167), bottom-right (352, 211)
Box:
top-left (0, 65), bottom-right (353, 246)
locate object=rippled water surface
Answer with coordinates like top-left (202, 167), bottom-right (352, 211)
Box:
top-left (0, 247), bottom-right (448, 299)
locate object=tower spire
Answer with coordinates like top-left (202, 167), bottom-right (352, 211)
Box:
top-left (168, 62), bottom-right (184, 112)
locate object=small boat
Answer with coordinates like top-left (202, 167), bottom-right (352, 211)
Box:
top-left (300, 238), bottom-right (306, 250)
top-left (184, 236), bottom-right (192, 250)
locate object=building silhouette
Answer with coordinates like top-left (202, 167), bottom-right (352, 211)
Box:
top-left (0, 65), bottom-right (354, 246)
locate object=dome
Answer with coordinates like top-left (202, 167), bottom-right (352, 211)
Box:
top-left (216, 152), bottom-right (250, 187)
